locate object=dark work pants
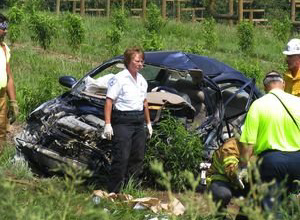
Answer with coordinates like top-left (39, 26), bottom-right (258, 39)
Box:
top-left (108, 111), bottom-right (146, 193)
top-left (210, 181), bottom-right (249, 220)
top-left (259, 150), bottom-right (300, 210)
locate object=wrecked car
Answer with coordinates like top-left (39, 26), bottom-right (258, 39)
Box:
top-left (15, 51), bottom-right (262, 179)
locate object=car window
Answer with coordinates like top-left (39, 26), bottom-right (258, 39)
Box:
top-left (139, 65), bottom-right (161, 81)
top-left (168, 70), bottom-right (191, 82)
top-left (220, 83), bottom-right (250, 120)
top-left (93, 63), bottom-right (124, 79)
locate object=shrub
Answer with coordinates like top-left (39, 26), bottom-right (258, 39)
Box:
top-left (7, 6), bottom-right (24, 44)
top-left (144, 3), bottom-right (165, 34)
top-left (111, 8), bottom-right (128, 32)
top-left (4, 0), bottom-right (21, 7)
top-left (271, 15), bottom-right (292, 42)
top-left (106, 8), bottom-right (127, 56)
top-left (23, 0), bottom-right (44, 13)
top-left (237, 21), bottom-right (254, 54)
top-left (144, 114), bottom-right (203, 191)
top-left (106, 27), bottom-right (122, 56)
top-left (142, 3), bottom-right (165, 51)
top-left (142, 32), bottom-right (163, 51)
top-left (28, 12), bottom-right (57, 50)
top-left (234, 59), bottom-right (263, 84)
top-left (64, 13), bottom-right (85, 50)
top-left (184, 42), bottom-right (206, 55)
top-left (202, 17), bottom-right (218, 51)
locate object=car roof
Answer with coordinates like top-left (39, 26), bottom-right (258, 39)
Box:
top-left (116, 51), bottom-right (250, 84)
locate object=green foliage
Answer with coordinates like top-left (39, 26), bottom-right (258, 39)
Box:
top-left (111, 8), bottom-right (128, 32)
top-left (184, 42), bottom-right (206, 55)
top-left (106, 8), bottom-right (127, 56)
top-left (142, 3), bottom-right (165, 51)
top-left (4, 0), bottom-right (21, 7)
top-left (7, 5), bottom-right (24, 24)
top-left (0, 147), bottom-right (110, 220)
top-left (7, 6), bottom-right (24, 44)
top-left (144, 3), bottom-right (165, 34)
top-left (7, 25), bottom-right (20, 45)
top-left (271, 15), bottom-right (292, 42)
top-left (64, 13), bottom-right (85, 50)
top-left (5, 12), bottom-right (300, 219)
top-left (28, 12), bottom-right (57, 50)
top-left (142, 32), bottom-right (163, 51)
top-left (18, 74), bottom-right (65, 120)
top-left (234, 59), bottom-right (264, 84)
top-left (144, 114), bottom-right (203, 191)
top-left (106, 27), bottom-right (122, 56)
top-left (202, 17), bottom-right (218, 51)
top-left (23, 0), bottom-right (44, 13)
top-left (237, 21), bottom-right (255, 54)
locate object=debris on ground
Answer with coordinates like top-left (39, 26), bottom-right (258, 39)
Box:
top-left (93, 190), bottom-right (185, 216)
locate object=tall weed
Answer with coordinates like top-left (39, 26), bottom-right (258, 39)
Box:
top-left (202, 17), bottom-right (218, 51)
top-left (63, 13), bottom-right (85, 50)
top-left (144, 114), bottom-right (203, 191)
top-left (142, 3), bottom-right (165, 51)
top-left (141, 32), bottom-right (163, 51)
top-left (7, 6), bottom-right (24, 44)
top-left (23, 0), bottom-right (45, 13)
top-left (144, 3), bottom-right (165, 34)
top-left (271, 15), bottom-right (292, 42)
top-left (233, 59), bottom-right (263, 84)
top-left (28, 12), bottom-right (57, 50)
top-left (106, 27), bottom-right (122, 56)
top-left (237, 21), bottom-right (254, 54)
top-left (106, 8), bottom-right (127, 56)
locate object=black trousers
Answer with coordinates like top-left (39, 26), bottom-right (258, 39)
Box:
top-left (210, 181), bottom-right (249, 220)
top-left (259, 150), bottom-right (300, 210)
top-left (211, 181), bottom-right (249, 207)
top-left (108, 111), bottom-right (146, 193)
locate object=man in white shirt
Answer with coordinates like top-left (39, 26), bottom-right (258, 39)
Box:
top-left (104, 47), bottom-right (152, 193)
top-left (0, 13), bottom-right (18, 152)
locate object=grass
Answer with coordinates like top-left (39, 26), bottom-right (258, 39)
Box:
top-left (0, 10), bottom-right (300, 219)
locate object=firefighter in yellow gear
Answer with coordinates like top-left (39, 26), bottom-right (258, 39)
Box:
top-left (207, 138), bottom-right (249, 220)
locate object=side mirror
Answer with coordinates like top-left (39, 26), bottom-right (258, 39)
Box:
top-left (59, 76), bottom-right (77, 88)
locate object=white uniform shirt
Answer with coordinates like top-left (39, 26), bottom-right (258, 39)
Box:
top-left (0, 43), bottom-right (10, 88)
top-left (106, 69), bottom-right (148, 111)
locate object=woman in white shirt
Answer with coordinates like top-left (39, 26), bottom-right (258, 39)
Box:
top-left (104, 46), bottom-right (152, 193)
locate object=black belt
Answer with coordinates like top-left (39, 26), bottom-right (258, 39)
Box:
top-left (113, 110), bottom-right (144, 116)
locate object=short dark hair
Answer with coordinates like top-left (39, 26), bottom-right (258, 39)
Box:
top-left (263, 70), bottom-right (283, 86)
top-left (123, 46), bottom-right (144, 68)
top-left (0, 13), bottom-right (8, 23)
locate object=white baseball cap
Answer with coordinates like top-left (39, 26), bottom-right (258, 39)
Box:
top-left (283, 38), bottom-right (300, 55)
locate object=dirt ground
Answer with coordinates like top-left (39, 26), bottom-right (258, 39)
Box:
top-left (6, 122), bottom-right (23, 144)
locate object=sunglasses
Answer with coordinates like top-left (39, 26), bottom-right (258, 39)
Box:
top-left (0, 21), bottom-right (8, 31)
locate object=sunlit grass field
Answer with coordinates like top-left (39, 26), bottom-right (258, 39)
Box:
top-left (1, 10), bottom-right (300, 219)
